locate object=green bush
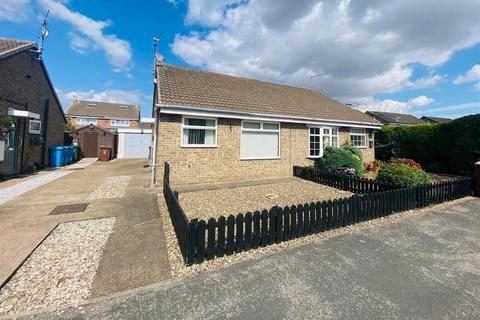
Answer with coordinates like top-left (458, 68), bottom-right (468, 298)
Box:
top-left (377, 162), bottom-right (430, 187)
top-left (375, 114), bottom-right (480, 174)
top-left (316, 146), bottom-right (364, 177)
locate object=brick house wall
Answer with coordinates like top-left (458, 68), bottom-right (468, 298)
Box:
top-left (156, 114), bottom-right (375, 185)
top-left (0, 50), bottom-right (66, 173)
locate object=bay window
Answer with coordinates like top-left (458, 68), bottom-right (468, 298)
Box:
top-left (241, 121), bottom-right (280, 159)
top-left (309, 126), bottom-right (338, 157)
top-left (350, 128), bottom-right (366, 148)
top-left (181, 117), bottom-right (217, 147)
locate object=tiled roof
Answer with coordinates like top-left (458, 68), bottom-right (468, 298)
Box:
top-left (0, 38), bottom-right (35, 58)
top-left (420, 116), bottom-right (452, 124)
top-left (66, 100), bottom-right (140, 120)
top-left (157, 64), bottom-right (380, 125)
top-left (365, 111), bottom-right (425, 125)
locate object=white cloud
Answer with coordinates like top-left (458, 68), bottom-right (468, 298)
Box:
top-left (0, 0), bottom-right (30, 22)
top-left (453, 64), bottom-right (480, 90)
top-left (353, 94), bottom-right (434, 113)
top-left (354, 98), bottom-right (409, 113)
top-left (39, 0), bottom-right (132, 71)
top-left (172, 0), bottom-right (480, 100)
top-left (57, 89), bottom-right (148, 110)
top-left (408, 95), bottom-right (434, 107)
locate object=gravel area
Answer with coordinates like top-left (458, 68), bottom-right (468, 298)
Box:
top-left (86, 176), bottom-right (131, 200)
top-left (0, 217), bottom-right (115, 316)
top-left (159, 193), bottom-right (474, 278)
top-left (179, 179), bottom-right (353, 220)
top-left (0, 171), bottom-right (71, 205)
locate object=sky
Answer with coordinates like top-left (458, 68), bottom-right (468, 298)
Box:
top-left (1, 0), bottom-right (480, 119)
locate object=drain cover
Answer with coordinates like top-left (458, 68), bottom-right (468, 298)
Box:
top-left (49, 203), bottom-right (89, 215)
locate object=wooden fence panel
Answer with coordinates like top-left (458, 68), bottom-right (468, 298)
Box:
top-left (206, 218), bottom-right (216, 260)
top-left (261, 210), bottom-right (269, 247)
top-left (245, 212), bottom-right (253, 250)
top-left (226, 215), bottom-right (235, 255)
top-left (253, 211), bottom-right (260, 249)
top-left (196, 220), bottom-right (206, 263)
top-left (217, 216), bottom-right (226, 257)
top-left (236, 213), bottom-right (244, 253)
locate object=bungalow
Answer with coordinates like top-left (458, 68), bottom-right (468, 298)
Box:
top-left (153, 64), bottom-right (382, 185)
top-left (0, 38), bottom-right (66, 175)
top-left (420, 116), bottom-right (452, 124)
top-left (365, 111), bottom-right (425, 126)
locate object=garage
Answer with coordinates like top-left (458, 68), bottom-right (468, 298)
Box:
top-left (117, 128), bottom-right (152, 159)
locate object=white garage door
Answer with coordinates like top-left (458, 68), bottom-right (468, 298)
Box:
top-left (120, 132), bottom-right (152, 158)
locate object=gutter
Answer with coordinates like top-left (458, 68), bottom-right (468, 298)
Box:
top-left (156, 103), bottom-right (383, 129)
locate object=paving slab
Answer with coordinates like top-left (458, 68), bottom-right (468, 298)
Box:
top-left (21, 197), bottom-right (480, 320)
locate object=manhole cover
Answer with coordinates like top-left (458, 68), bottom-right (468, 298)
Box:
top-left (264, 193), bottom-right (279, 200)
top-left (49, 203), bottom-right (89, 215)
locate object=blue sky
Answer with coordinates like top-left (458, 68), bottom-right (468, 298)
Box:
top-left (1, 0), bottom-right (480, 119)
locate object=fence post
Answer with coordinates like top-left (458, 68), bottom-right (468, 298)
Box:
top-left (475, 161), bottom-right (480, 197)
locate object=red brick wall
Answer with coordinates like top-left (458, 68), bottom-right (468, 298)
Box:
top-left (0, 50), bottom-right (66, 173)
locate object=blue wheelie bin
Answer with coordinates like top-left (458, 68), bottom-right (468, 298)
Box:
top-left (48, 146), bottom-right (64, 167)
top-left (66, 146), bottom-right (73, 164)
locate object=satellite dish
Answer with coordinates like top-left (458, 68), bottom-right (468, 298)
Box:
top-left (155, 53), bottom-right (164, 63)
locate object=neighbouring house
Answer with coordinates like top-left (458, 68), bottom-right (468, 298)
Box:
top-left (0, 38), bottom-right (67, 176)
top-left (66, 100), bottom-right (153, 159)
top-left (153, 64), bottom-right (382, 185)
top-left (66, 100), bottom-right (140, 132)
top-left (365, 111), bottom-right (425, 126)
top-left (420, 116), bottom-right (452, 124)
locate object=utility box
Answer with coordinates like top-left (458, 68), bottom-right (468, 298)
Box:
top-left (99, 147), bottom-right (111, 161)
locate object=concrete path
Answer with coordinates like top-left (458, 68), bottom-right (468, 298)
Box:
top-left (0, 159), bottom-right (170, 292)
top-left (22, 197), bottom-right (480, 320)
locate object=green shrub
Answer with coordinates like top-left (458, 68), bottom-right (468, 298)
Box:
top-left (377, 162), bottom-right (430, 187)
top-left (375, 114), bottom-right (480, 174)
top-left (316, 146), bottom-right (364, 177)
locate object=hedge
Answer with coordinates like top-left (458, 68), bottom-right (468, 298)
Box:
top-left (375, 114), bottom-right (480, 174)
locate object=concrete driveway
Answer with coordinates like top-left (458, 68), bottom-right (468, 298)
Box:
top-left (0, 159), bottom-right (170, 295)
top-left (17, 197), bottom-right (480, 320)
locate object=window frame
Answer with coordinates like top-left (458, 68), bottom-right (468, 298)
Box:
top-left (240, 120), bottom-right (281, 160)
top-left (76, 117), bottom-right (97, 126)
top-left (350, 128), bottom-right (367, 148)
top-left (307, 126), bottom-right (339, 158)
top-left (28, 119), bottom-right (42, 134)
top-left (110, 119), bottom-right (130, 127)
top-left (180, 116), bottom-right (218, 148)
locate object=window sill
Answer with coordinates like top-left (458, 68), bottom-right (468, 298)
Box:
top-left (181, 145), bottom-right (217, 148)
top-left (240, 156), bottom-right (281, 161)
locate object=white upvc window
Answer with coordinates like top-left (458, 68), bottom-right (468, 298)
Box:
top-left (77, 117), bottom-right (96, 125)
top-left (181, 116), bottom-right (217, 147)
top-left (350, 128), bottom-right (367, 148)
top-left (309, 126), bottom-right (338, 157)
top-left (111, 119), bottom-right (130, 127)
top-left (29, 120), bottom-right (42, 134)
top-left (241, 121), bottom-right (280, 160)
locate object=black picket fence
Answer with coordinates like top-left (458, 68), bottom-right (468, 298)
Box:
top-left (163, 162), bottom-right (189, 259)
top-left (163, 162), bottom-right (473, 265)
top-left (293, 166), bottom-right (400, 193)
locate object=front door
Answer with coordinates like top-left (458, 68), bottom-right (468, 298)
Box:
top-left (83, 132), bottom-right (98, 157)
top-left (3, 120), bottom-right (18, 175)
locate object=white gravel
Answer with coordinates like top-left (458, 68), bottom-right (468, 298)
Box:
top-left (86, 176), bottom-right (131, 200)
top-left (0, 171), bottom-right (71, 205)
top-left (0, 217), bottom-right (115, 316)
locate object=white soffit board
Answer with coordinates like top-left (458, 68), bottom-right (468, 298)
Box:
top-left (8, 108), bottom-right (40, 120)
